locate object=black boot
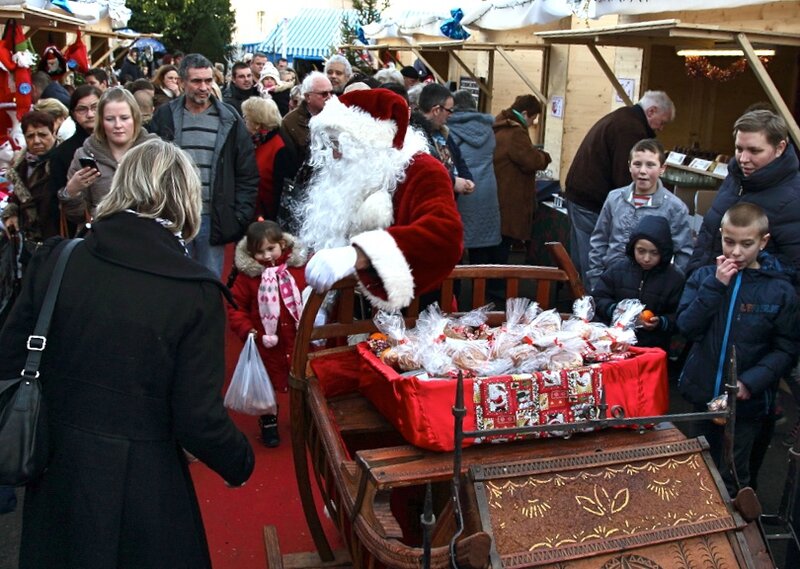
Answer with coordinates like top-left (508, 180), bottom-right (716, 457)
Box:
top-left (259, 414), bottom-right (279, 448)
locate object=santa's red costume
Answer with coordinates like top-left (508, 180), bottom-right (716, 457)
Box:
top-left (299, 88), bottom-right (463, 311)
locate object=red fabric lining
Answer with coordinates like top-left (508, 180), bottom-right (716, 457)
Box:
top-left (353, 344), bottom-right (668, 451)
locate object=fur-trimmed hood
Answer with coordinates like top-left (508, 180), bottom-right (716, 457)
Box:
top-left (234, 232), bottom-right (306, 277)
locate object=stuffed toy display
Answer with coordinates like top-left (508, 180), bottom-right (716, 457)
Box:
top-left (40, 40), bottom-right (68, 79)
top-left (63, 30), bottom-right (89, 75)
top-left (0, 19), bottom-right (36, 121)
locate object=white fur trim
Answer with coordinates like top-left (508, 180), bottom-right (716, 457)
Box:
top-left (350, 229), bottom-right (414, 311)
top-left (12, 51), bottom-right (34, 69)
top-left (354, 191), bottom-right (393, 231)
top-left (310, 97), bottom-right (397, 150)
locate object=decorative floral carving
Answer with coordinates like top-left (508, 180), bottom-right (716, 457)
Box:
top-left (575, 485), bottom-right (630, 517)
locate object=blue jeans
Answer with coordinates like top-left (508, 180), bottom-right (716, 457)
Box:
top-left (187, 214), bottom-right (225, 278)
top-left (566, 201), bottom-right (599, 285)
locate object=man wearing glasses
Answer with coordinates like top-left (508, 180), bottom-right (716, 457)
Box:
top-left (280, 71), bottom-right (334, 168)
top-left (277, 71), bottom-right (334, 232)
top-left (411, 83), bottom-right (474, 195)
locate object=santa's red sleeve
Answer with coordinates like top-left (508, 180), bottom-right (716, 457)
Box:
top-left (350, 153), bottom-right (463, 311)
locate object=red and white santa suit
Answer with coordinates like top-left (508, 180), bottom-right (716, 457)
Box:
top-left (299, 88), bottom-right (463, 311)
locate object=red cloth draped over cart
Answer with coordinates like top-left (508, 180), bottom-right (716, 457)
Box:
top-left (310, 345), bottom-right (668, 452)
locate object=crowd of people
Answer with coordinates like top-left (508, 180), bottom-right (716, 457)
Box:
top-left (2, 44), bottom-right (800, 567)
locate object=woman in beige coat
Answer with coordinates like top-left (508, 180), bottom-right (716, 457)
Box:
top-left (58, 87), bottom-right (158, 223)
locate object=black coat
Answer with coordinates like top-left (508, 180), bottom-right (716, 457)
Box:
top-left (687, 145), bottom-right (800, 280)
top-left (591, 215), bottom-right (685, 351)
top-left (222, 84), bottom-right (259, 116)
top-left (564, 105), bottom-right (655, 213)
top-left (149, 96), bottom-right (260, 245)
top-left (0, 212), bottom-right (254, 569)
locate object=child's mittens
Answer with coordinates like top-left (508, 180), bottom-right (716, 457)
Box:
top-left (262, 334), bottom-right (279, 348)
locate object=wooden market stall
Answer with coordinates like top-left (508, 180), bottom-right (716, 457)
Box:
top-left (537, 19), bottom-right (800, 168)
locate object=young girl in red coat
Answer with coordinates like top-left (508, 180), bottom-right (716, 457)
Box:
top-left (228, 220), bottom-right (306, 447)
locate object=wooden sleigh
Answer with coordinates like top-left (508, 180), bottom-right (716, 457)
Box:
top-left (268, 242), bottom-right (774, 569)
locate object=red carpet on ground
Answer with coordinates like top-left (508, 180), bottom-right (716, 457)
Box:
top-left (189, 305), bottom-right (343, 569)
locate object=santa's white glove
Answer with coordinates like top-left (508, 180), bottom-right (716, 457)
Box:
top-left (305, 246), bottom-right (358, 292)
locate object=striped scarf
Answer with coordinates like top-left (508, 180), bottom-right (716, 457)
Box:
top-left (258, 262), bottom-right (302, 348)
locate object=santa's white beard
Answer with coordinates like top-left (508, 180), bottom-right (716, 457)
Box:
top-left (297, 131), bottom-right (413, 253)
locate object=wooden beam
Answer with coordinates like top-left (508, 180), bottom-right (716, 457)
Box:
top-left (449, 51), bottom-right (491, 98)
top-left (495, 46), bottom-right (546, 104)
top-left (587, 44), bottom-right (633, 106)
top-left (736, 32), bottom-right (800, 150)
top-left (410, 48), bottom-right (445, 84)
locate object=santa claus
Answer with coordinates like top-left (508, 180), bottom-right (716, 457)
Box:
top-left (299, 88), bottom-right (463, 311)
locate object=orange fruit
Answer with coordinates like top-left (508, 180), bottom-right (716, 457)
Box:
top-left (369, 332), bottom-right (388, 341)
top-left (640, 309), bottom-right (655, 322)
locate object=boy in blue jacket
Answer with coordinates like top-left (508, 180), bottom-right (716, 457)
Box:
top-left (677, 202), bottom-right (799, 495)
top-left (592, 215), bottom-right (685, 353)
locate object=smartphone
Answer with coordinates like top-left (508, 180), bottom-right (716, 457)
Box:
top-left (78, 157), bottom-right (99, 171)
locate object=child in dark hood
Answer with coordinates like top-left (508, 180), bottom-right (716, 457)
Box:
top-left (592, 215), bottom-right (685, 351)
top-left (677, 203), bottom-right (799, 494)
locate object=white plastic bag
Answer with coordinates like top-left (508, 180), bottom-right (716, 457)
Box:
top-left (224, 334), bottom-right (277, 415)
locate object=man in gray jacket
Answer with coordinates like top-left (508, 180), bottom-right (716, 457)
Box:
top-left (149, 53), bottom-right (259, 277)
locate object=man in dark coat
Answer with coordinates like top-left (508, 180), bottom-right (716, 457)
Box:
top-left (564, 91), bottom-right (674, 282)
top-left (410, 83), bottom-right (474, 195)
top-left (119, 47), bottom-right (144, 82)
top-left (149, 53), bottom-right (259, 277)
top-left (223, 61), bottom-right (259, 116)
top-left (31, 71), bottom-right (71, 107)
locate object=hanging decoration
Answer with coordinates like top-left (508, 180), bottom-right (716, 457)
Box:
top-left (440, 8), bottom-right (470, 40)
top-left (684, 55), bottom-right (771, 82)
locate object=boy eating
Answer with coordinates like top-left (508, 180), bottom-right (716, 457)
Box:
top-left (677, 202), bottom-right (799, 494)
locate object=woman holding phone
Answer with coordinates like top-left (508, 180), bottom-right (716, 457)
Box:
top-left (59, 87), bottom-right (158, 224)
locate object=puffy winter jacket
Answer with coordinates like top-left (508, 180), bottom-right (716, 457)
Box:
top-left (592, 215), bottom-right (685, 351)
top-left (586, 180), bottom-right (692, 290)
top-left (687, 145), bottom-right (800, 282)
top-left (447, 110), bottom-right (501, 249)
top-left (677, 252), bottom-right (800, 418)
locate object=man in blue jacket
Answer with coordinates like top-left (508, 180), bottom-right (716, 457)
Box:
top-left (677, 202), bottom-right (799, 495)
top-left (149, 53), bottom-right (259, 277)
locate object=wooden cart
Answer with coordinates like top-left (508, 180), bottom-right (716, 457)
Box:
top-left (271, 243), bottom-right (773, 569)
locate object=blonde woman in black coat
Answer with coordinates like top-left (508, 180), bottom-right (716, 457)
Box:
top-left (0, 139), bottom-right (254, 569)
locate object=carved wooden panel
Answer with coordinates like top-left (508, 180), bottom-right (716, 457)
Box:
top-left (472, 438), bottom-right (746, 568)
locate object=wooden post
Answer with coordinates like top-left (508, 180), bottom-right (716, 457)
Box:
top-left (736, 32), bottom-right (800, 150)
top-left (410, 48), bottom-right (445, 84)
top-left (587, 44), bottom-right (633, 106)
top-left (495, 46), bottom-right (546, 104)
top-left (449, 51), bottom-right (492, 98)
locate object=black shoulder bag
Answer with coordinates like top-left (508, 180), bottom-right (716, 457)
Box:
top-left (0, 238), bottom-right (81, 486)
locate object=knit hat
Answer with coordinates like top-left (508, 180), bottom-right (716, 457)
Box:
top-left (311, 87), bottom-right (409, 150)
top-left (259, 64), bottom-right (281, 85)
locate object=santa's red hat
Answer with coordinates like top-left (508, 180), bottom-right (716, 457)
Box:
top-left (313, 88), bottom-right (409, 150)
